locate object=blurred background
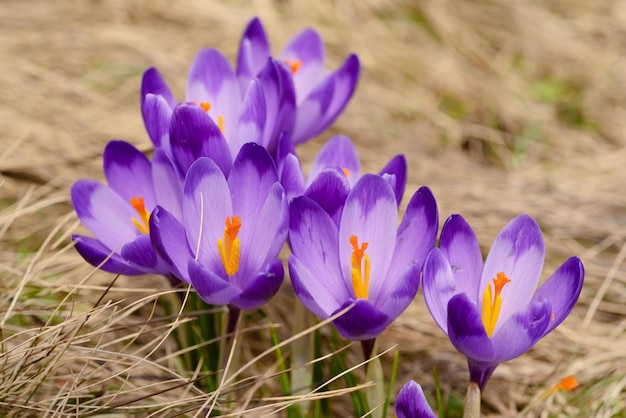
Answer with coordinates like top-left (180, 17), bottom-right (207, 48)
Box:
top-left (1, 0), bottom-right (626, 416)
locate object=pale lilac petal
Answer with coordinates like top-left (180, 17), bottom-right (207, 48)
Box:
top-left (183, 158), bottom-right (232, 272)
top-left (339, 175), bottom-right (397, 302)
top-left (150, 206), bottom-right (194, 283)
top-left (188, 259), bottom-right (241, 306)
top-left (288, 196), bottom-right (348, 305)
top-left (316, 54), bottom-right (360, 133)
top-left (304, 169), bottom-right (350, 227)
top-left (141, 67), bottom-right (176, 109)
top-left (377, 262), bottom-right (421, 320)
top-left (422, 248), bottom-right (457, 335)
top-left (491, 300), bottom-right (551, 362)
top-left (73, 234), bottom-right (144, 276)
top-left (228, 80), bottom-right (267, 156)
top-left (332, 299), bottom-right (390, 341)
top-left (236, 17), bottom-right (271, 91)
top-left (152, 149), bottom-right (184, 221)
top-left (481, 214), bottom-right (545, 332)
top-left (308, 135), bottom-right (360, 187)
top-left (439, 214), bottom-right (484, 302)
top-left (278, 28), bottom-right (325, 101)
top-left (235, 183), bottom-right (287, 287)
top-left (382, 186), bottom-right (438, 301)
top-left (290, 78), bottom-right (331, 145)
top-left (103, 140), bottom-right (155, 209)
top-left (447, 293), bottom-right (495, 363)
top-left (230, 259), bottom-right (284, 310)
top-left (272, 62), bottom-right (297, 146)
top-left (289, 255), bottom-right (340, 319)
top-left (186, 48), bottom-right (241, 139)
top-left (396, 381), bottom-right (438, 418)
top-left (254, 60), bottom-right (288, 150)
top-left (378, 154), bottom-right (407, 206)
top-left (278, 152), bottom-right (306, 201)
top-left (71, 180), bottom-right (139, 250)
top-left (169, 103), bottom-right (231, 175)
top-left (228, 143), bottom-right (278, 247)
top-left (532, 257), bottom-right (584, 336)
top-left (142, 93), bottom-right (173, 150)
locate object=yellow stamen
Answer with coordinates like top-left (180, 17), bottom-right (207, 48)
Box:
top-left (217, 115), bottom-right (225, 133)
top-left (130, 196), bottom-right (150, 234)
top-left (342, 168), bottom-right (350, 177)
top-left (481, 272), bottom-right (511, 337)
top-left (217, 216), bottom-right (241, 277)
top-left (350, 235), bottom-right (370, 300)
top-left (284, 58), bottom-right (303, 74)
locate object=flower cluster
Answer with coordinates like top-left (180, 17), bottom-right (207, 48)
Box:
top-left (70, 16), bottom-right (585, 415)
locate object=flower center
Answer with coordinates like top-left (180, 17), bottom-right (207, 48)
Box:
top-left (284, 58), bottom-right (303, 74)
top-left (192, 101), bottom-right (225, 133)
top-left (481, 272), bottom-right (511, 337)
top-left (217, 216), bottom-right (241, 277)
top-left (350, 235), bottom-right (370, 300)
top-left (130, 196), bottom-right (150, 234)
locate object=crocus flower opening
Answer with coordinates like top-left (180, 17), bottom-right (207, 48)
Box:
top-left (237, 17), bottom-right (360, 145)
top-left (288, 174), bottom-right (438, 341)
top-left (150, 143), bottom-right (289, 310)
top-left (395, 380), bottom-right (437, 418)
top-left (422, 214), bottom-right (585, 390)
top-left (71, 140), bottom-right (183, 277)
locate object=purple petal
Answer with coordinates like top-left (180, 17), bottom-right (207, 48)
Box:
top-left (532, 256), bottom-right (584, 336)
top-left (183, 158), bottom-right (232, 271)
top-left (142, 93), bottom-right (173, 150)
top-left (72, 234), bottom-right (144, 275)
top-left (339, 175), bottom-right (398, 302)
top-left (279, 28), bottom-right (325, 101)
top-left (235, 182), bottom-right (288, 287)
top-left (439, 214), bottom-right (484, 303)
top-left (188, 258), bottom-right (241, 306)
top-left (332, 299), bottom-right (390, 341)
top-left (279, 152), bottom-right (306, 201)
top-left (447, 293), bottom-right (495, 363)
top-left (121, 234), bottom-right (164, 272)
top-left (382, 186), bottom-right (438, 303)
top-left (490, 300), bottom-right (551, 362)
top-left (228, 143), bottom-right (278, 246)
top-left (186, 48), bottom-right (241, 139)
top-left (289, 255), bottom-right (340, 319)
top-left (377, 262), bottom-right (421, 321)
top-left (228, 80), bottom-right (267, 156)
top-left (169, 103), bottom-right (232, 175)
top-left (71, 179), bottom-right (140, 250)
top-left (481, 214), bottom-right (545, 332)
top-left (288, 196), bottom-right (348, 310)
top-left (149, 206), bottom-right (194, 283)
top-left (378, 154), bottom-right (407, 206)
top-left (152, 149), bottom-right (184, 221)
top-left (103, 140), bottom-right (155, 209)
top-left (304, 169), bottom-right (350, 227)
top-left (230, 259), bottom-right (284, 310)
top-left (141, 67), bottom-right (176, 109)
top-left (309, 135), bottom-right (360, 187)
top-left (395, 380), bottom-right (438, 418)
top-left (422, 248), bottom-right (457, 335)
top-left (236, 17), bottom-right (271, 91)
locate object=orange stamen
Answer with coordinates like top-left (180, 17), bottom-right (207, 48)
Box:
top-left (541, 375), bottom-right (579, 400)
top-left (342, 168), bottom-right (350, 177)
top-left (217, 216), bottom-right (241, 277)
top-left (284, 58), bottom-right (303, 74)
top-left (130, 196), bottom-right (150, 234)
top-left (350, 235), bottom-right (370, 300)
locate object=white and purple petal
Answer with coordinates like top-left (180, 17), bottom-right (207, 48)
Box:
top-left (395, 380), bottom-right (438, 418)
top-left (236, 17), bottom-right (271, 92)
top-left (230, 259), bottom-right (284, 310)
top-left (376, 262), bottom-right (421, 322)
top-left (304, 169), bottom-right (350, 227)
top-left (278, 28), bottom-right (325, 101)
top-left (447, 293), bottom-right (495, 363)
top-left (152, 149), bottom-right (184, 221)
top-left (150, 206), bottom-right (194, 283)
top-left (103, 140), bottom-right (155, 209)
top-left (72, 234), bottom-right (144, 276)
top-left (141, 67), bottom-right (176, 109)
top-left (331, 299), bottom-right (390, 341)
top-left (308, 135), bottom-right (360, 187)
top-left (121, 234), bottom-right (166, 273)
top-left (142, 93), bottom-right (173, 151)
top-left (188, 259), bottom-right (241, 306)
top-left (228, 80), bottom-right (267, 156)
top-left (378, 154), bottom-right (407, 206)
top-left (422, 248), bottom-right (457, 334)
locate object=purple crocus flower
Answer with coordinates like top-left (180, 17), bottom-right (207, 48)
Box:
top-left (237, 17), bottom-right (360, 145)
top-left (422, 214), bottom-right (584, 390)
top-left (71, 140), bottom-right (182, 276)
top-left (396, 380), bottom-right (437, 418)
top-left (277, 134), bottom-right (406, 225)
top-left (141, 48), bottom-right (295, 164)
top-left (288, 174), bottom-right (438, 341)
top-left (149, 143), bottom-right (289, 310)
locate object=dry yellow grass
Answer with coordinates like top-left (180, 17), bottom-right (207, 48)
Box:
top-left (1, 0), bottom-right (626, 416)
